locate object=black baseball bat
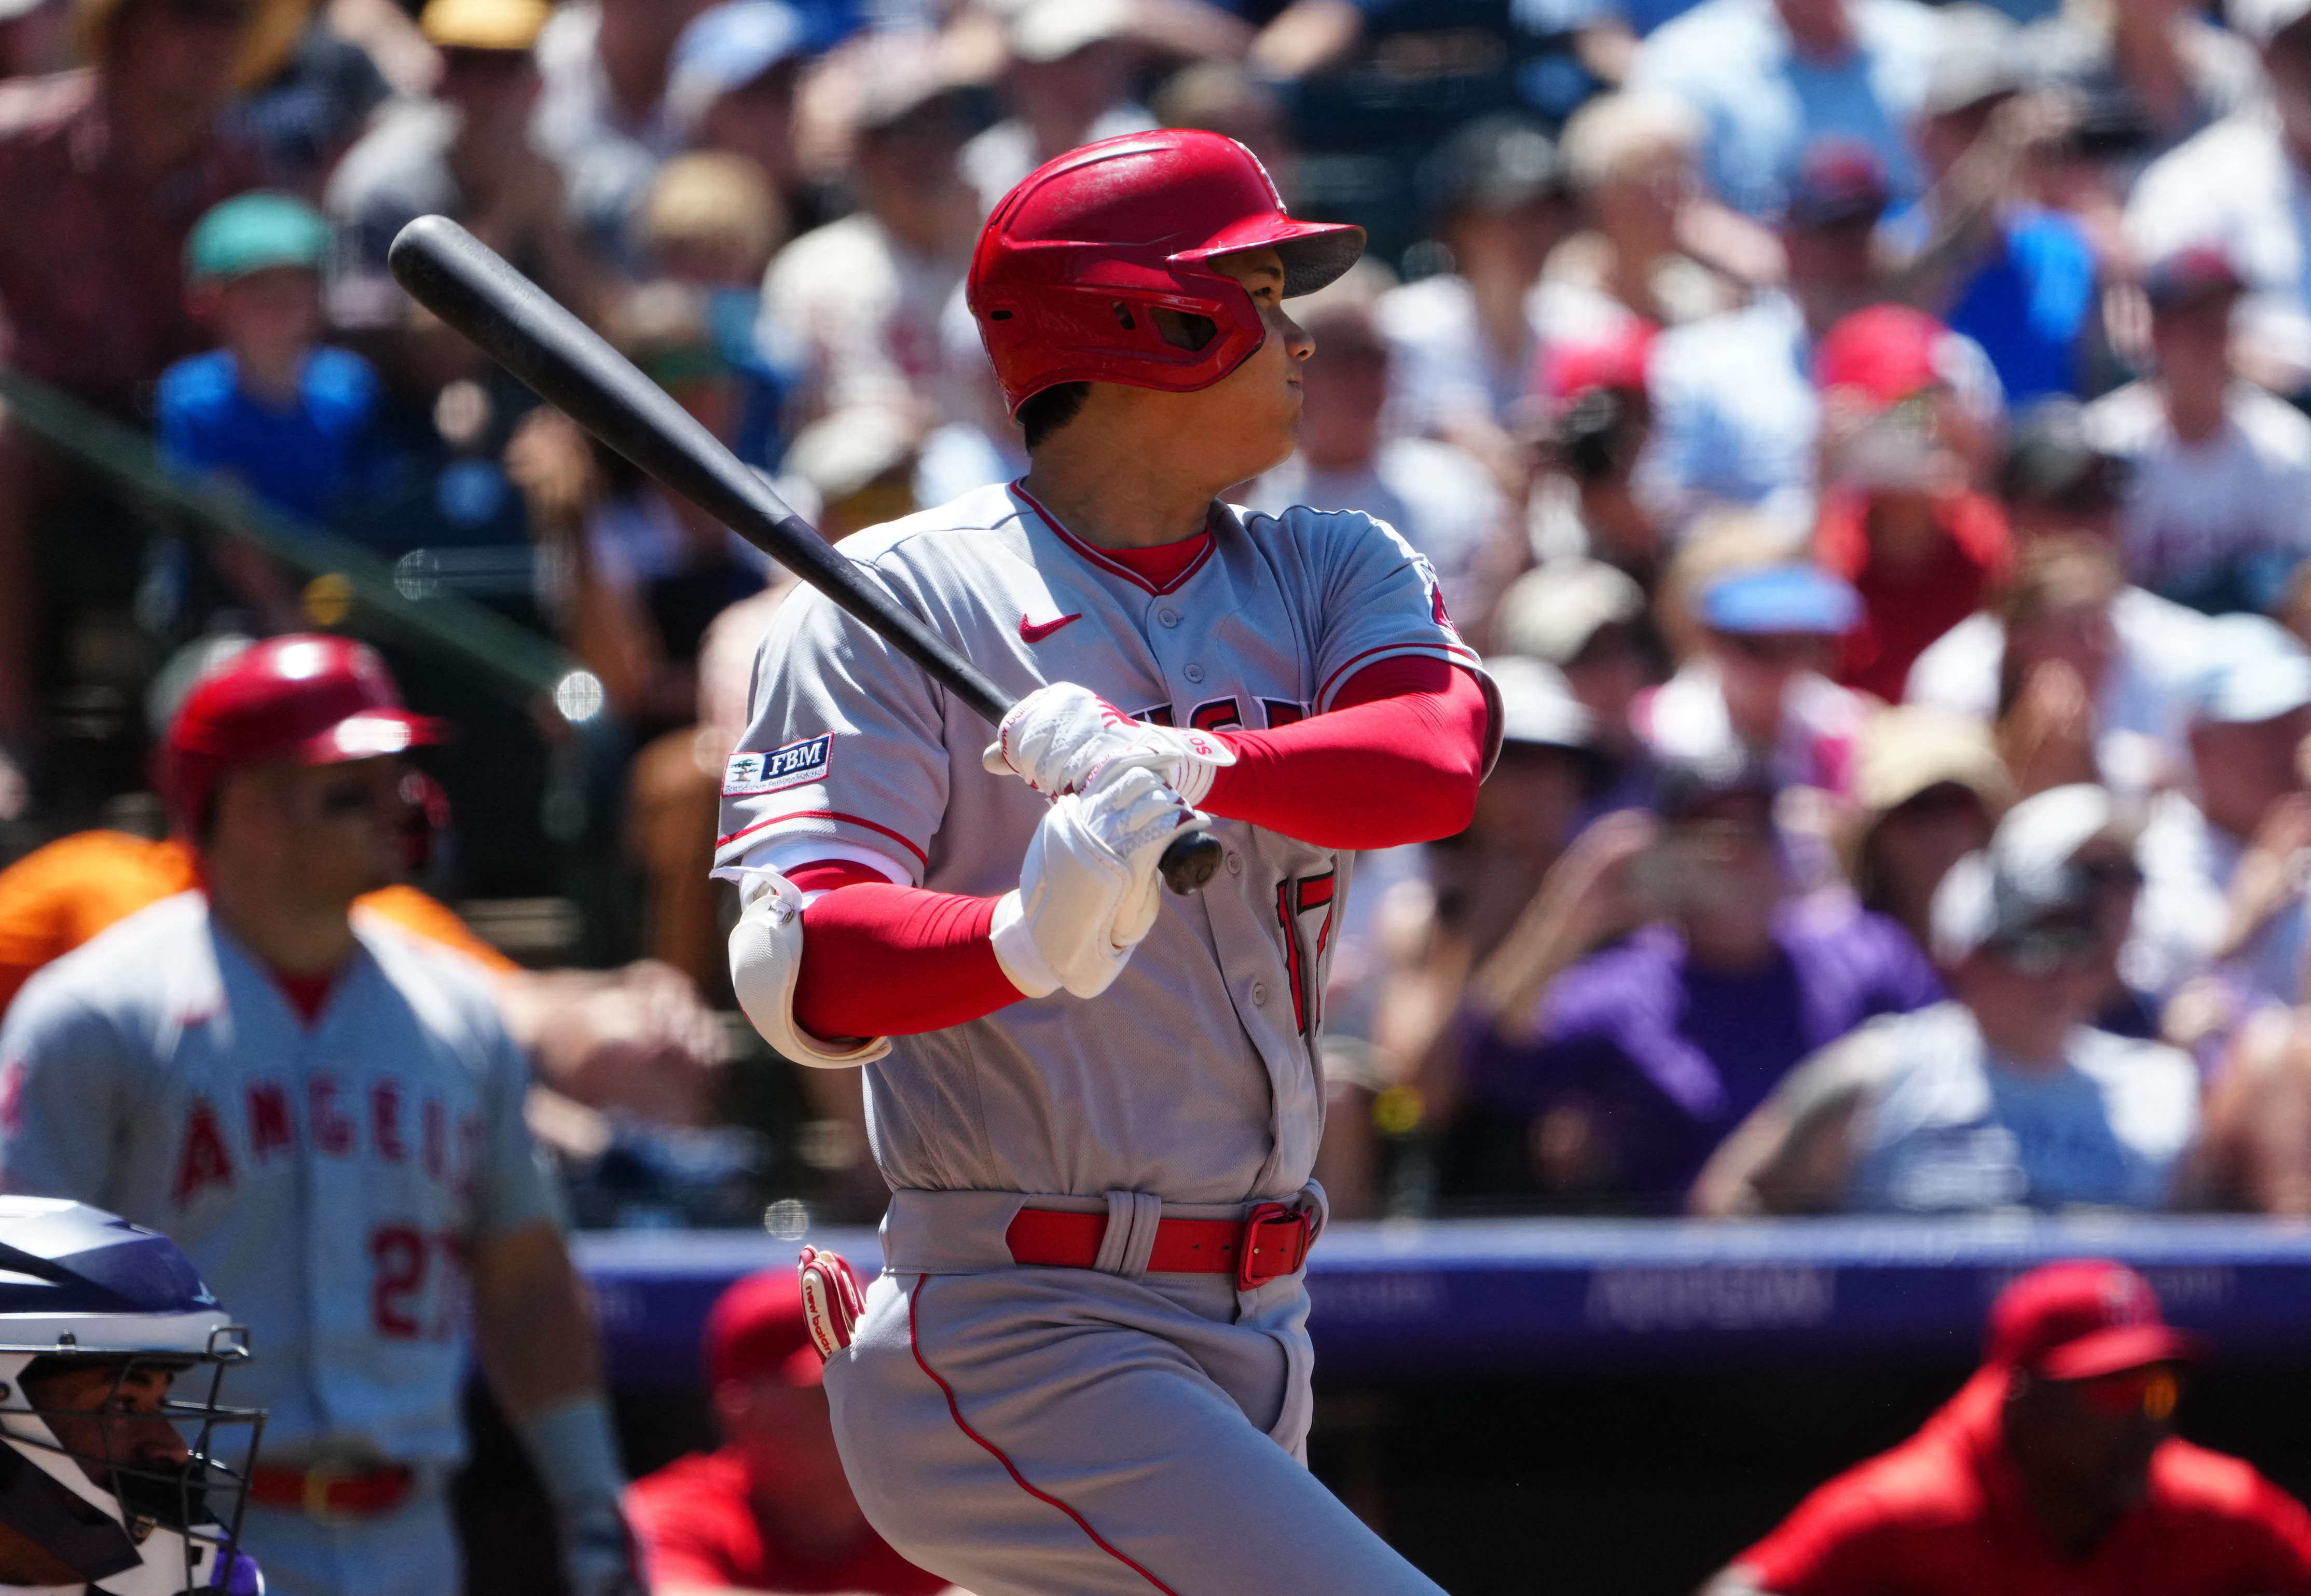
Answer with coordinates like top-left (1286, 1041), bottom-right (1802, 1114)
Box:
top-left (387, 215), bottom-right (1221, 896)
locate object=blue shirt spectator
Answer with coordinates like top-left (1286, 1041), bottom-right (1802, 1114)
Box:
top-left (158, 346), bottom-right (387, 526)
top-left (1927, 209), bottom-right (2097, 405)
top-left (1630, 0), bottom-right (1944, 218)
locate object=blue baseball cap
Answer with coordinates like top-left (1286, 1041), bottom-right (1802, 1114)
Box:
top-left (1699, 564), bottom-right (1862, 636)
top-left (671, 1), bottom-right (805, 127)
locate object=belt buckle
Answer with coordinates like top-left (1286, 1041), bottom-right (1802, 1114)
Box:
top-left (1234, 1202), bottom-right (1311, 1291)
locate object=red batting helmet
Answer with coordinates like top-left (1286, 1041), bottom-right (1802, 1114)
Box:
top-left (160, 635), bottom-right (442, 833)
top-left (968, 129), bottom-right (1366, 414)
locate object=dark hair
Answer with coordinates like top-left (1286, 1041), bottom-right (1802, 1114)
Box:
top-left (1019, 382), bottom-right (1090, 450)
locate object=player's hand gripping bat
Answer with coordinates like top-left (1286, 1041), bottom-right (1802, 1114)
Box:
top-left (388, 215), bottom-right (1223, 895)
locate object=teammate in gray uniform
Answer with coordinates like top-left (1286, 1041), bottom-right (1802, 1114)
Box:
top-left (0, 638), bottom-right (637, 1596)
top-left (718, 130), bottom-right (1498, 1596)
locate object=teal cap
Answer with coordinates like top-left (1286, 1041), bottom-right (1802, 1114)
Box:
top-left (187, 192), bottom-right (332, 283)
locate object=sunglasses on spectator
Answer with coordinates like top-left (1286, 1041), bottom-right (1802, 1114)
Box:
top-left (2076, 857), bottom-right (2145, 894)
top-left (153, 0), bottom-right (248, 23)
top-left (2069, 1364), bottom-right (2183, 1421)
top-left (1888, 782), bottom-right (1983, 822)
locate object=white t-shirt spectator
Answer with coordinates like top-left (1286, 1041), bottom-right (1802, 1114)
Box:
top-left (759, 213), bottom-right (963, 423)
top-left (1375, 272), bottom-right (1542, 438)
top-left (1634, 291), bottom-right (1820, 533)
top-left (2128, 787), bottom-right (2311, 1006)
top-left (531, 0), bottom-right (680, 253)
top-left (2128, 107), bottom-right (2311, 394)
top-left (1803, 1001), bottom-right (2200, 1212)
top-left (1241, 436), bottom-right (1506, 621)
top-left (1629, 0), bottom-right (1944, 218)
top-left (1633, 657), bottom-right (1869, 797)
top-left (2083, 378), bottom-right (2311, 597)
top-left (1903, 587), bottom-right (2214, 796)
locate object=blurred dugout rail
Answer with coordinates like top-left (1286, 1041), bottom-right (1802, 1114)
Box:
top-left (0, 362), bottom-right (628, 962)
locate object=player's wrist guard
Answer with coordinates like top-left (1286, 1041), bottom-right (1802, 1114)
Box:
top-left (730, 868), bottom-right (893, 1068)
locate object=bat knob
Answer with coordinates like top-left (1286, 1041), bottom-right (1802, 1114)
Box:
top-left (1159, 830), bottom-right (1226, 896)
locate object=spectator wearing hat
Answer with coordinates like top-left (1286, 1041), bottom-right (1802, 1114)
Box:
top-left (1811, 304), bottom-right (2011, 703)
top-left (2020, 0), bottom-right (2258, 161)
top-left (1635, 560), bottom-right (1872, 800)
top-left (1628, 0), bottom-right (1944, 222)
top-left (2128, 616), bottom-right (2311, 1019)
top-left (1446, 749), bottom-right (1939, 1210)
top-left (1881, 7), bottom-right (2099, 407)
top-left (666, 1), bottom-right (810, 225)
top-left (1842, 706), bottom-right (2011, 953)
top-left (1371, 656), bottom-right (1615, 1195)
top-left (1701, 1261), bottom-right (2311, 1595)
top-left (756, 38), bottom-right (975, 431)
top-left (959, 0), bottom-right (1156, 219)
top-left (1694, 782), bottom-right (2198, 1215)
top-left (531, 0), bottom-right (713, 256)
top-left (2083, 246), bottom-right (2311, 614)
top-left (1375, 114), bottom-right (1572, 494)
top-left (1639, 142), bottom-right (1997, 535)
top-left (2126, 0), bottom-right (2311, 398)
top-left (326, 0), bottom-right (609, 341)
top-left (1526, 323), bottom-right (1665, 582)
top-left (1491, 558), bottom-right (1663, 817)
top-left (159, 192), bottom-right (391, 532)
top-left (1243, 263), bottom-right (1511, 629)
top-left (625, 1269), bottom-right (957, 1595)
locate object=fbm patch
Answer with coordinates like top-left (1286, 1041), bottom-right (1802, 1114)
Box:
top-left (724, 734), bottom-right (832, 795)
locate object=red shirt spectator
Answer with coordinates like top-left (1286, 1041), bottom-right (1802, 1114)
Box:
top-left (1810, 305), bottom-right (2011, 703)
top-left (1710, 1261), bottom-right (2311, 1596)
top-left (625, 1269), bottom-right (954, 1595)
top-left (0, 0), bottom-right (280, 419)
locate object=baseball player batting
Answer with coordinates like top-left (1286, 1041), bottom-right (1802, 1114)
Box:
top-left (719, 130), bottom-right (1498, 1596)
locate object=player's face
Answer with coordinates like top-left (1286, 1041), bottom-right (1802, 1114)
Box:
top-left (21, 1363), bottom-right (189, 1488)
top-left (1194, 246), bottom-right (1315, 479)
top-left (270, 756), bottom-right (411, 898)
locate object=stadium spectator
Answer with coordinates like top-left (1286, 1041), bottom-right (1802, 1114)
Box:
top-left (1693, 783), bottom-right (2200, 1215)
top-left (1490, 558), bottom-right (1662, 815)
top-left (1811, 304), bottom-right (2011, 703)
top-left (1526, 324), bottom-right (1663, 580)
top-left (1628, 0), bottom-right (1945, 221)
top-left (1635, 560), bottom-right (1870, 800)
top-left (1447, 750), bottom-right (1938, 1210)
top-left (2022, 0), bottom-right (2260, 160)
top-left (1541, 92), bottom-right (1738, 350)
top-left (636, 150), bottom-right (790, 467)
top-left (756, 39), bottom-right (974, 430)
top-left (2129, 615), bottom-right (2311, 1013)
top-left (1637, 143), bottom-right (1921, 535)
top-left (1841, 706), bottom-right (2011, 952)
top-left (1241, 262), bottom-right (1511, 625)
top-left (531, 0), bottom-right (713, 257)
top-left (326, 0), bottom-right (609, 348)
top-left (665, 1), bottom-right (809, 221)
top-left (626, 1268), bottom-right (957, 1595)
top-left (2126, 0), bottom-right (2311, 398)
top-left (959, 0), bottom-right (1152, 217)
top-left (1885, 8), bottom-right (2100, 405)
top-left (1701, 1261), bottom-right (2311, 1595)
top-left (2084, 246), bottom-right (2311, 615)
top-left (1371, 656), bottom-right (1608, 1192)
top-left (915, 285), bottom-right (1027, 510)
top-left (508, 283), bottom-right (768, 735)
top-left (1148, 59), bottom-right (1294, 188)
top-left (159, 193), bottom-right (389, 530)
top-left (1375, 114), bottom-right (1570, 494)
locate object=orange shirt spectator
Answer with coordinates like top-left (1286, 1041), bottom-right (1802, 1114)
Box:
top-left (0, 829), bottom-right (512, 1014)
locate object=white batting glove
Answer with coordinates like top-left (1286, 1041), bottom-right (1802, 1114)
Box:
top-left (983, 681), bottom-right (1235, 804)
top-left (991, 763), bottom-right (1210, 999)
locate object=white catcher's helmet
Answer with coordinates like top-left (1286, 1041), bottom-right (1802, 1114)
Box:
top-left (0, 1199), bottom-right (263, 1594)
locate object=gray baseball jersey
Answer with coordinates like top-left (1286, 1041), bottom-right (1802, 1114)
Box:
top-left (715, 479), bottom-right (1480, 1205)
top-left (0, 892), bottom-right (556, 1468)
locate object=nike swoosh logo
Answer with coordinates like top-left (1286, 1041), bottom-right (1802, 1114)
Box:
top-left (1020, 612), bottom-right (1083, 644)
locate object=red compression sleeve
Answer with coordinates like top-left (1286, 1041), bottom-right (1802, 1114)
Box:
top-left (1200, 657), bottom-right (1491, 849)
top-left (791, 881), bottom-right (1017, 1041)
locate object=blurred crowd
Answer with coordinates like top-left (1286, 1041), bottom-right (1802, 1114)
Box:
top-left (8, 0), bottom-right (2311, 1225)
